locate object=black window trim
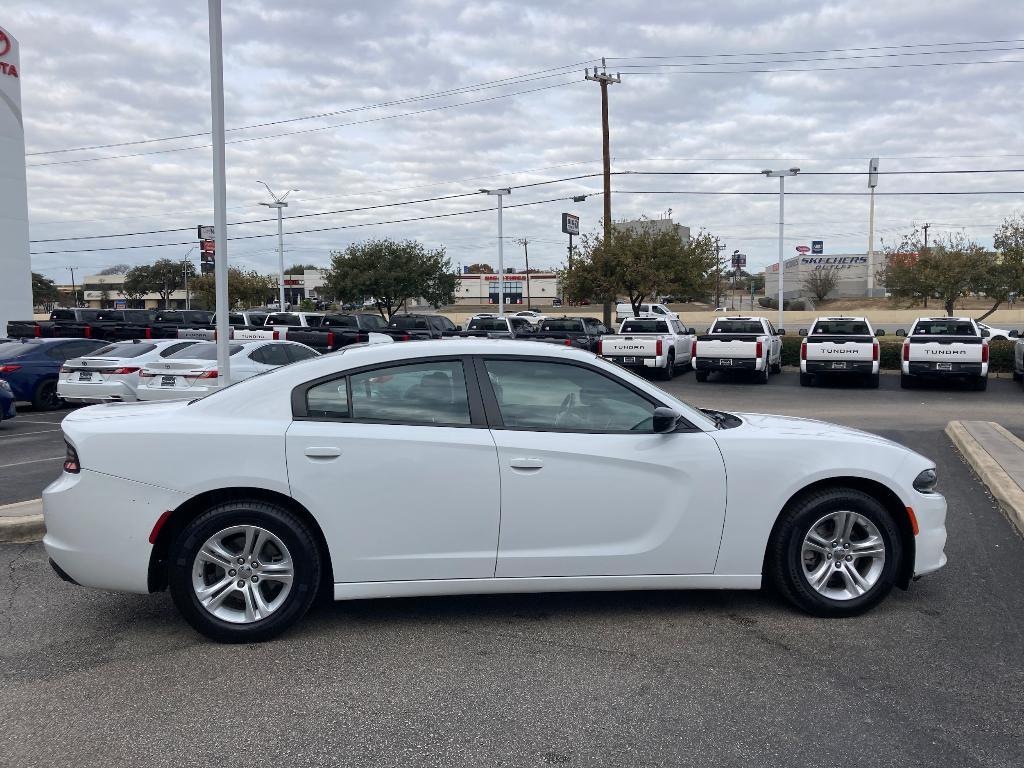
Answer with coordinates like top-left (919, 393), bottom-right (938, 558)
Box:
top-left (291, 354), bottom-right (486, 428)
top-left (471, 354), bottom-right (700, 434)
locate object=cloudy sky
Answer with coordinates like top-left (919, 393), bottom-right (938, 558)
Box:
top-left (10, 0), bottom-right (1024, 283)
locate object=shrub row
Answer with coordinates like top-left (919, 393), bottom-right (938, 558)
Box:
top-left (778, 336), bottom-right (1017, 373)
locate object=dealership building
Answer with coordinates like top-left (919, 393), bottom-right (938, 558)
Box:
top-left (763, 253), bottom-right (878, 300)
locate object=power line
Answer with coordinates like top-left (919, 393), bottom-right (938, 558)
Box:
top-left (606, 37), bottom-right (1024, 60)
top-left (624, 58), bottom-right (1024, 76)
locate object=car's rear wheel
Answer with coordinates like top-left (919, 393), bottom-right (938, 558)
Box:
top-left (755, 367), bottom-right (769, 384)
top-left (767, 488), bottom-right (901, 617)
top-left (1013, 370), bottom-right (1022, 382)
top-left (695, 370), bottom-right (708, 382)
top-left (169, 499), bottom-right (321, 643)
top-left (867, 373), bottom-right (880, 389)
top-left (659, 351), bottom-right (675, 381)
top-left (799, 373), bottom-right (813, 387)
top-left (900, 373), bottom-right (915, 389)
top-left (974, 375), bottom-right (988, 391)
top-left (32, 379), bottom-right (62, 411)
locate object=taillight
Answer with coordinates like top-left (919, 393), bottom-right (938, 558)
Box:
top-left (139, 370), bottom-right (155, 378)
top-left (34, 325), bottom-right (41, 337)
top-left (691, 340), bottom-right (697, 358)
top-left (356, 332), bottom-right (368, 343)
top-left (59, 365), bottom-right (71, 374)
top-left (756, 340), bottom-right (763, 358)
top-left (872, 340), bottom-right (879, 362)
top-left (106, 367), bottom-right (141, 375)
top-left (800, 340), bottom-right (807, 361)
top-left (327, 332), bottom-right (335, 348)
top-left (195, 370), bottom-right (218, 379)
top-left (656, 339), bottom-right (663, 356)
top-left (982, 342), bottom-right (989, 363)
top-left (402, 334), bottom-right (411, 342)
top-left (272, 330), bottom-right (280, 340)
top-left (83, 327), bottom-right (92, 338)
top-left (564, 339), bottom-right (572, 346)
top-left (144, 328), bottom-right (153, 339)
top-left (63, 441), bottom-right (80, 474)
top-left (0, 364), bottom-right (22, 373)
top-left (902, 342), bottom-right (910, 362)
top-left (597, 339), bottom-right (603, 355)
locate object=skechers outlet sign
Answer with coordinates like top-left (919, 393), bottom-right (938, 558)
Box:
top-left (801, 256), bottom-right (867, 270)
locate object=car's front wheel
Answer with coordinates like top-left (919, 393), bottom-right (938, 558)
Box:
top-left (767, 488), bottom-right (901, 617)
top-left (169, 499), bottom-right (322, 643)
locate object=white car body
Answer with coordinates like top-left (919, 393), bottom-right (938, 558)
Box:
top-left (57, 339), bottom-right (204, 403)
top-left (694, 316), bottom-right (783, 380)
top-left (514, 310), bottom-right (549, 325)
top-left (45, 339), bottom-right (945, 617)
top-left (599, 317), bottom-right (695, 376)
top-left (901, 317), bottom-right (988, 384)
top-left (614, 302), bottom-right (679, 323)
top-left (800, 317), bottom-right (879, 380)
top-left (263, 312), bottom-right (324, 329)
top-left (136, 340), bottom-right (319, 401)
top-left (976, 322), bottom-right (1014, 341)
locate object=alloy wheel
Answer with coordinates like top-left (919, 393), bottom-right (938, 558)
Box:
top-left (800, 510), bottom-right (886, 601)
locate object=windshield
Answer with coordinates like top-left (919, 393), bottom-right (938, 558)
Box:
top-left (811, 320), bottom-right (871, 335)
top-left (389, 317), bottom-right (429, 330)
top-left (621, 320), bottom-right (669, 333)
top-left (167, 343), bottom-right (243, 360)
top-left (540, 320), bottom-right (584, 332)
top-left (914, 320), bottom-right (977, 336)
top-left (712, 320), bottom-right (764, 334)
top-left (266, 313), bottom-right (301, 326)
top-left (88, 343), bottom-right (157, 358)
top-left (322, 315), bottom-right (357, 328)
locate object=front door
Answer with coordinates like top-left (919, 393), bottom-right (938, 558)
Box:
top-left (479, 357), bottom-right (727, 578)
top-left (286, 357), bottom-right (500, 583)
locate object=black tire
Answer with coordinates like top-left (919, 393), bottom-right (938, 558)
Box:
top-left (799, 372), bottom-right (813, 387)
top-left (900, 373), bottom-right (915, 389)
top-left (974, 375), bottom-right (988, 391)
top-left (659, 352), bottom-right (675, 381)
top-left (755, 367), bottom-right (769, 384)
top-left (1012, 370), bottom-right (1022, 382)
top-left (168, 499), bottom-right (322, 643)
top-left (867, 373), bottom-right (880, 389)
top-left (766, 487), bottom-right (902, 617)
top-left (32, 378), bottom-right (62, 411)
top-left (771, 360), bottom-right (782, 374)
top-left (695, 370), bottom-right (708, 382)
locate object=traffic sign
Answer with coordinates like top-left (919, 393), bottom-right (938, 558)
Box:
top-left (197, 225), bottom-right (214, 240)
top-left (795, 245), bottom-right (811, 254)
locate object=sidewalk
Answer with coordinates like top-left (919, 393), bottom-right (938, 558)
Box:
top-left (0, 499), bottom-right (44, 543)
top-left (946, 421), bottom-right (1024, 536)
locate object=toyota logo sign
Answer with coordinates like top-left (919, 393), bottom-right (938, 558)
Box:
top-left (0, 30), bottom-right (10, 58)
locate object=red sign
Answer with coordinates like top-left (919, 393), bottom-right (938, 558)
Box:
top-left (200, 239), bottom-right (215, 253)
top-left (795, 245), bottom-right (811, 253)
top-left (0, 30), bottom-right (10, 58)
top-left (483, 274), bottom-right (526, 281)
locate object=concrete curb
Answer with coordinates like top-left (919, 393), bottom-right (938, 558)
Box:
top-left (945, 421), bottom-right (1024, 536)
top-left (0, 499), bottom-right (45, 544)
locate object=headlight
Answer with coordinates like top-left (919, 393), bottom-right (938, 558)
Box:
top-left (913, 468), bottom-right (938, 493)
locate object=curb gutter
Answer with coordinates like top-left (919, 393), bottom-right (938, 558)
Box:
top-left (0, 499), bottom-right (45, 544)
top-left (945, 421), bottom-right (1024, 537)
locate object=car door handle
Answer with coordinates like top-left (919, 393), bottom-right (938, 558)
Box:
top-left (304, 446), bottom-right (342, 459)
top-left (509, 457), bottom-right (544, 470)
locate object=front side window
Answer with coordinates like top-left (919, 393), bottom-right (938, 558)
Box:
top-left (349, 360), bottom-right (471, 425)
top-left (483, 359), bottom-right (656, 432)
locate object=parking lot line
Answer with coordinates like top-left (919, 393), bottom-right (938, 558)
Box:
top-left (0, 428), bottom-right (63, 438)
top-left (13, 418), bottom-right (69, 425)
top-left (0, 456), bottom-right (64, 469)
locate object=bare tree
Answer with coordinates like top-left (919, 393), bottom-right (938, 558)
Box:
top-left (803, 267), bottom-right (839, 302)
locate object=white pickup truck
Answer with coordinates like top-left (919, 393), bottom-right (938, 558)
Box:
top-left (598, 317), bottom-right (696, 380)
top-left (900, 317), bottom-right (989, 390)
top-left (799, 316), bottom-right (882, 388)
top-left (693, 316), bottom-right (783, 384)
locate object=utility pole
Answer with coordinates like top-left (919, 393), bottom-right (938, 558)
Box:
top-left (481, 189), bottom-right (511, 316)
top-left (182, 246), bottom-right (196, 310)
top-left (867, 158), bottom-right (879, 297)
top-left (208, 0), bottom-right (231, 384)
top-left (585, 60), bottom-right (621, 327)
top-left (922, 222), bottom-right (931, 249)
top-left (516, 238), bottom-right (532, 309)
top-left (66, 267), bottom-right (77, 307)
top-left (714, 238), bottom-right (725, 308)
top-left (258, 181), bottom-right (298, 310)
top-left (762, 168), bottom-right (801, 329)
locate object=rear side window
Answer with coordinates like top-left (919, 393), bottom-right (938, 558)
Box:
top-left (812, 321), bottom-right (870, 335)
top-left (94, 311), bottom-right (126, 322)
top-left (154, 313), bottom-right (182, 324)
top-left (168, 343), bottom-right (242, 360)
top-left (160, 342), bottom-right (199, 357)
top-left (349, 360), bottom-right (471, 425)
top-left (90, 343), bottom-right (157, 358)
top-left (285, 345), bottom-right (319, 363)
top-left (322, 315), bottom-right (357, 328)
top-left (306, 379), bottom-right (349, 418)
top-left (468, 318), bottom-right (507, 331)
top-left (250, 344), bottom-right (291, 366)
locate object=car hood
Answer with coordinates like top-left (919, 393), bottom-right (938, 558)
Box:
top-left (730, 412), bottom-right (904, 448)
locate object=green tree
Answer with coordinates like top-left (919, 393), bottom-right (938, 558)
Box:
top-left (98, 264), bottom-right (131, 275)
top-left (122, 265), bottom-right (153, 308)
top-left (31, 272), bottom-right (59, 307)
top-left (149, 258), bottom-right (195, 308)
top-left (803, 267), bottom-right (840, 302)
top-left (284, 263), bottom-right (320, 274)
top-left (324, 238), bottom-right (457, 320)
top-left (560, 221), bottom-right (718, 315)
top-left (464, 263), bottom-right (494, 274)
top-left (188, 268), bottom-right (275, 310)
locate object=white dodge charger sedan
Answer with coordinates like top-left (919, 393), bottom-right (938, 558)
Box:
top-left (43, 339), bottom-right (946, 643)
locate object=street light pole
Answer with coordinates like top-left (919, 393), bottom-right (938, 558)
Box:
top-left (762, 168), bottom-right (800, 330)
top-left (258, 181), bottom-right (298, 310)
top-left (481, 189), bottom-right (511, 316)
top-left (182, 245), bottom-right (196, 310)
top-left (208, 0), bottom-right (231, 384)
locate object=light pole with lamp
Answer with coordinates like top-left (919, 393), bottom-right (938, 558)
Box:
top-left (258, 181), bottom-right (298, 310)
top-left (761, 168), bottom-right (800, 329)
top-left (480, 188), bottom-right (511, 316)
top-left (181, 246), bottom-right (196, 310)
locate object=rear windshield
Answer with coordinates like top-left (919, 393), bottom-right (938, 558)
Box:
top-left (468, 318), bottom-right (509, 331)
top-left (123, 310), bottom-right (155, 322)
top-left (712, 321), bottom-right (764, 334)
top-left (389, 317), bottom-right (429, 330)
top-left (811, 320), bottom-right (870, 335)
top-left (321, 315), bottom-right (357, 328)
top-left (0, 341), bottom-right (44, 358)
top-left (94, 311), bottom-right (126, 322)
top-left (540, 320), bottom-right (584, 332)
top-left (621, 320), bottom-right (668, 333)
top-left (153, 313), bottom-right (183, 323)
top-left (266, 313), bottom-right (301, 326)
top-left (913, 321), bottom-right (977, 336)
top-left (51, 309), bottom-right (100, 321)
top-left (89, 342), bottom-right (157, 358)
top-left (167, 343), bottom-right (243, 359)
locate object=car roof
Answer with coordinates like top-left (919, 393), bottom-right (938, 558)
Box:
top-left (815, 316), bottom-right (868, 321)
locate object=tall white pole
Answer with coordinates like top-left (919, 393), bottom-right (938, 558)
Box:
top-left (777, 175), bottom-right (785, 330)
top-left (867, 187), bottom-right (876, 296)
top-left (497, 193), bottom-right (505, 317)
top-left (208, 0), bottom-right (230, 384)
top-left (277, 205), bottom-right (286, 310)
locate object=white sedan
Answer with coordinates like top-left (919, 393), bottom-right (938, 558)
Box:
top-left (514, 310), bottom-right (549, 325)
top-left (58, 339), bottom-right (204, 404)
top-left (43, 339), bottom-right (946, 642)
top-left (136, 339), bottom-right (319, 401)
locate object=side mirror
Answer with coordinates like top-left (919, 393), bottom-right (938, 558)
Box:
top-left (777, 329), bottom-right (786, 336)
top-left (981, 329), bottom-right (991, 338)
top-left (896, 328), bottom-right (906, 337)
top-left (798, 328), bottom-right (807, 336)
top-left (1011, 330), bottom-right (1020, 338)
top-left (455, 325), bottom-right (462, 331)
top-left (875, 329), bottom-right (886, 337)
top-left (653, 407), bottom-right (682, 434)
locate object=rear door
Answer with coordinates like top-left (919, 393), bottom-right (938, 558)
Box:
top-left (479, 356), bottom-right (727, 577)
top-left (286, 356), bottom-right (501, 582)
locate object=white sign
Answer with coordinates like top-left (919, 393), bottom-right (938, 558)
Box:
top-left (197, 225), bottom-right (215, 240)
top-left (0, 24), bottom-right (30, 335)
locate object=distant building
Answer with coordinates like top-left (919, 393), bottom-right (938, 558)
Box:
top-left (762, 253), bottom-right (872, 300)
top-left (455, 272), bottom-right (559, 306)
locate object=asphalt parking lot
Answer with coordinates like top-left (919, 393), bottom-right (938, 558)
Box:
top-left (0, 409), bottom-right (66, 505)
top-left (1, 370), bottom-right (1022, 767)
